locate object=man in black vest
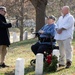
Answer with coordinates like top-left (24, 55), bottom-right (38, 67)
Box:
top-left (0, 6), bottom-right (12, 68)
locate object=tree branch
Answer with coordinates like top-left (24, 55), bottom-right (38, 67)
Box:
top-left (30, 0), bottom-right (37, 8)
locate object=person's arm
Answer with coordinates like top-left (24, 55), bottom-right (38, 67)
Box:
top-left (61, 16), bottom-right (74, 30)
top-left (56, 28), bottom-right (66, 34)
top-left (57, 16), bottom-right (74, 34)
top-left (38, 25), bottom-right (47, 31)
top-left (0, 20), bottom-right (12, 28)
top-left (43, 25), bottom-right (55, 36)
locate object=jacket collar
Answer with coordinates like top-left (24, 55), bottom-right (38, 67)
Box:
top-left (62, 13), bottom-right (70, 18)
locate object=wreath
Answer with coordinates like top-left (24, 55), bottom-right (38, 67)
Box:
top-left (44, 54), bottom-right (58, 72)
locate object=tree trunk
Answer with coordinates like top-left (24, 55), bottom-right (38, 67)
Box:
top-left (30, 0), bottom-right (48, 32)
top-left (36, 4), bottom-right (46, 32)
top-left (20, 19), bottom-right (23, 41)
top-left (19, 0), bottom-right (24, 41)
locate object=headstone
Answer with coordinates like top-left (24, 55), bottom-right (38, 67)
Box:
top-left (52, 49), bottom-right (60, 67)
top-left (35, 53), bottom-right (43, 75)
top-left (15, 58), bottom-right (25, 75)
top-left (13, 32), bottom-right (18, 42)
top-left (23, 31), bottom-right (28, 40)
top-left (52, 49), bottom-right (60, 61)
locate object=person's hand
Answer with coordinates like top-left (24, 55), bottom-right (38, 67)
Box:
top-left (39, 30), bottom-right (44, 34)
top-left (57, 29), bottom-right (62, 34)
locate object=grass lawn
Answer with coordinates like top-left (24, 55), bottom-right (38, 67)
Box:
top-left (0, 38), bottom-right (75, 75)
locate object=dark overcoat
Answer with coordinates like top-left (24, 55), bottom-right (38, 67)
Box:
top-left (0, 14), bottom-right (12, 47)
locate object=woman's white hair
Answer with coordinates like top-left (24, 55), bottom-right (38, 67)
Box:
top-left (0, 6), bottom-right (7, 12)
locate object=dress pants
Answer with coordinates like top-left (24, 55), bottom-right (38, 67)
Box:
top-left (57, 38), bottom-right (73, 65)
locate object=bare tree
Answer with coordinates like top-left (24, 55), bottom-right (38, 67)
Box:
top-left (1, 0), bottom-right (75, 41)
top-left (1, 0), bottom-right (30, 41)
top-left (30, 0), bottom-right (48, 32)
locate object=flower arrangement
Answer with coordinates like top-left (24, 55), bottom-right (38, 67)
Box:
top-left (44, 54), bottom-right (58, 72)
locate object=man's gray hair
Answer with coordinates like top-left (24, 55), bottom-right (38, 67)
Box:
top-left (63, 6), bottom-right (70, 11)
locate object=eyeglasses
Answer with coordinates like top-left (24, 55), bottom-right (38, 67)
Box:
top-left (2, 9), bottom-right (6, 13)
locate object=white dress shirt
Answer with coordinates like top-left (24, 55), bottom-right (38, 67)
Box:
top-left (54, 13), bottom-right (75, 40)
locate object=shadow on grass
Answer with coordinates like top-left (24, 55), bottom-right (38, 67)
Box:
top-left (57, 67), bottom-right (65, 72)
top-left (3, 67), bottom-right (66, 75)
top-left (10, 38), bottom-right (37, 49)
top-left (25, 65), bottom-right (35, 75)
top-left (43, 67), bottom-right (65, 75)
top-left (4, 70), bottom-right (15, 75)
top-left (4, 65), bottom-right (35, 75)
top-left (25, 65), bottom-right (65, 75)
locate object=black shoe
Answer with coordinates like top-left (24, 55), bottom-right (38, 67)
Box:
top-left (65, 61), bottom-right (71, 68)
top-left (0, 63), bottom-right (9, 68)
top-left (59, 64), bottom-right (65, 67)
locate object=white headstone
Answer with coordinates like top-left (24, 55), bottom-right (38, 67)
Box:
top-left (23, 31), bottom-right (28, 40)
top-left (52, 49), bottom-right (60, 61)
top-left (15, 58), bottom-right (25, 75)
top-left (35, 53), bottom-right (43, 75)
top-left (13, 32), bottom-right (18, 42)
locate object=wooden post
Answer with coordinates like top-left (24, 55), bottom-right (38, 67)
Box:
top-left (15, 58), bottom-right (25, 75)
top-left (35, 53), bottom-right (43, 75)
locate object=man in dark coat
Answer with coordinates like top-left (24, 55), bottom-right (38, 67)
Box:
top-left (0, 6), bottom-right (12, 68)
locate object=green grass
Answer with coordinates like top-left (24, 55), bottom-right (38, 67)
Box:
top-left (0, 37), bottom-right (75, 75)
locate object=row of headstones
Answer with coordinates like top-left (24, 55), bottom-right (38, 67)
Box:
top-left (12, 31), bottom-right (28, 42)
top-left (11, 31), bottom-right (35, 43)
top-left (15, 49), bottom-right (60, 75)
top-left (11, 27), bottom-right (75, 43)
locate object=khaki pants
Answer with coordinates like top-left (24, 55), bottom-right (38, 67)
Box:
top-left (57, 38), bottom-right (73, 65)
top-left (0, 45), bottom-right (7, 64)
